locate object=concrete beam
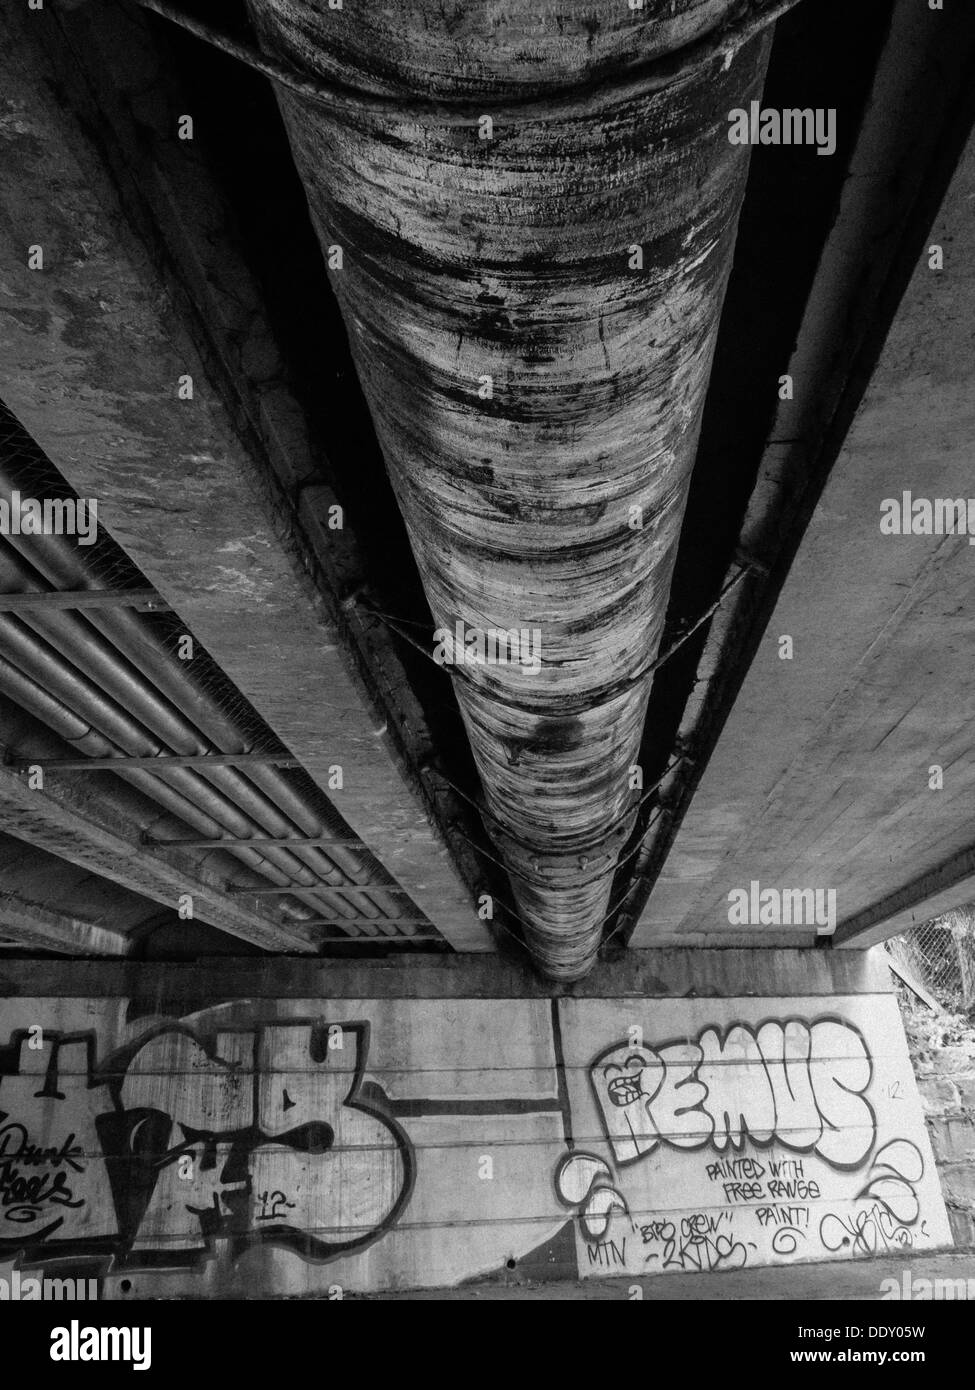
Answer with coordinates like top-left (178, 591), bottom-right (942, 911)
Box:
top-left (0, 945), bottom-right (890, 1001)
top-left (834, 845), bottom-right (975, 949)
top-left (0, 895), bottom-right (127, 956)
top-left (0, 1), bottom-right (491, 952)
top-left (0, 744), bottom-right (314, 953)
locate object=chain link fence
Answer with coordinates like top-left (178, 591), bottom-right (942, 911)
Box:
top-left (885, 908), bottom-right (975, 1012)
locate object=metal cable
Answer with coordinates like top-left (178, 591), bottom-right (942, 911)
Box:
top-left (360, 563), bottom-right (754, 715)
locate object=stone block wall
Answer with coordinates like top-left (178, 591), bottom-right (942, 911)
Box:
top-left (904, 998), bottom-right (975, 1249)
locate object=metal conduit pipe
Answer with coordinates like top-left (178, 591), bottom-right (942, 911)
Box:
top-left (0, 656), bottom-right (381, 939)
top-left (0, 477), bottom-right (373, 862)
top-left (244, 0), bottom-right (783, 977)
top-left (0, 611), bottom-right (317, 881)
top-left (0, 529), bottom-right (405, 925)
top-left (0, 525), bottom-right (370, 886)
top-left (0, 621), bottom-right (385, 928)
top-left (0, 655), bottom-right (280, 878)
top-left (0, 581), bottom-right (391, 919)
top-left (0, 657), bottom-right (387, 937)
top-left (0, 659), bottom-right (277, 880)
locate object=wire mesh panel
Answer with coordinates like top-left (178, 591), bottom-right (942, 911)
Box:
top-left (885, 908), bottom-right (975, 1011)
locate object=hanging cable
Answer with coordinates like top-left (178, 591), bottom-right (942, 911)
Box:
top-left (359, 563), bottom-right (755, 717)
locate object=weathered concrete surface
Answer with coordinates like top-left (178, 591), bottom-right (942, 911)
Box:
top-left (836, 849), bottom-right (975, 950)
top-left (364, 1250), bottom-right (975, 1299)
top-left (633, 122), bottom-right (975, 948)
top-left (0, 896), bottom-right (125, 956)
top-left (0, 949), bottom-right (948, 1296)
top-left (0, 946), bottom-right (889, 1000)
top-left (248, 0), bottom-right (775, 977)
top-left (0, 830), bottom-right (161, 955)
top-left (0, 2), bottom-right (489, 951)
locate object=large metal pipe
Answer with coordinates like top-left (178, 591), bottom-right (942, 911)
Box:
top-left (244, 0), bottom-right (779, 978)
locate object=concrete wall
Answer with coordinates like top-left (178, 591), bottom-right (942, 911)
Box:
top-left (0, 952), bottom-right (951, 1295)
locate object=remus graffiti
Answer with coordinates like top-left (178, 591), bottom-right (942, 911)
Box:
top-left (591, 1018), bottom-right (875, 1169)
top-left (554, 1013), bottom-right (942, 1275)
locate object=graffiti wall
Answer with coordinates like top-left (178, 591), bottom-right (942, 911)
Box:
top-left (557, 998), bottom-right (950, 1278)
top-left (0, 991), bottom-right (951, 1293)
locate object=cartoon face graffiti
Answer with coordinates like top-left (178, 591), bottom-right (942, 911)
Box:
top-left (592, 1037), bottom-right (710, 1164)
top-left (601, 1049), bottom-right (665, 1113)
top-left (98, 1020), bottom-right (413, 1262)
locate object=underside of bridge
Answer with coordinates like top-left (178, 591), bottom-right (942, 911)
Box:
top-left (0, 0), bottom-right (973, 1299)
